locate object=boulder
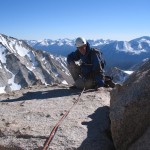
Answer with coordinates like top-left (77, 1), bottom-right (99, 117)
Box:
top-left (110, 60), bottom-right (150, 150)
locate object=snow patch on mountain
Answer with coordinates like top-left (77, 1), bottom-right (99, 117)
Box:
top-left (116, 41), bottom-right (147, 54)
top-left (139, 39), bottom-right (150, 46)
top-left (8, 73), bottom-right (21, 90)
top-left (0, 45), bottom-right (7, 64)
top-left (123, 70), bottom-right (134, 75)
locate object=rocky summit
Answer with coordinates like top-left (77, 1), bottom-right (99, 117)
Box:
top-left (0, 59), bottom-right (150, 150)
top-left (0, 85), bottom-right (115, 150)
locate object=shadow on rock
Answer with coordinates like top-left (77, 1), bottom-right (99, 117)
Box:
top-left (78, 106), bottom-right (115, 150)
top-left (0, 88), bottom-right (81, 102)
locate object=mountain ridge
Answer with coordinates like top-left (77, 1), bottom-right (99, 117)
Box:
top-left (26, 35), bottom-right (150, 69)
top-left (0, 34), bottom-right (73, 93)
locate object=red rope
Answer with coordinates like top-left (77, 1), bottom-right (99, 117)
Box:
top-left (42, 88), bottom-right (85, 150)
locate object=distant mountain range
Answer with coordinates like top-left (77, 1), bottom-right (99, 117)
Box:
top-left (0, 33), bottom-right (150, 93)
top-left (26, 36), bottom-right (150, 70)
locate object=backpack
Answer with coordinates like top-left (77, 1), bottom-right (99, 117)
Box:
top-left (90, 48), bottom-right (106, 69)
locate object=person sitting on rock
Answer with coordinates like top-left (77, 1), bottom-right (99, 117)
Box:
top-left (67, 37), bottom-right (106, 90)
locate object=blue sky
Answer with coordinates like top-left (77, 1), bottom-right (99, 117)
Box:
top-left (0, 0), bottom-right (150, 41)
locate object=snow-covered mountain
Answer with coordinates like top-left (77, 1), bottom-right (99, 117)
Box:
top-left (27, 36), bottom-right (150, 70)
top-left (26, 38), bottom-right (76, 56)
top-left (0, 34), bottom-right (72, 93)
top-left (26, 38), bottom-right (115, 56)
top-left (101, 36), bottom-right (150, 69)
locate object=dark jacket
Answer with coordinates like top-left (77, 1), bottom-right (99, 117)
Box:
top-left (67, 43), bottom-right (104, 87)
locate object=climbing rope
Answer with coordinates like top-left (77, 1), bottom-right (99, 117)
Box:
top-left (42, 88), bottom-right (85, 150)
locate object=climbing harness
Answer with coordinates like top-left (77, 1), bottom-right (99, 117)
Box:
top-left (42, 88), bottom-right (85, 150)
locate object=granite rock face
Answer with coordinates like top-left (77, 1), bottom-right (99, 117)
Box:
top-left (110, 59), bottom-right (150, 150)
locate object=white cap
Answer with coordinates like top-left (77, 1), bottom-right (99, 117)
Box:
top-left (75, 37), bottom-right (87, 48)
